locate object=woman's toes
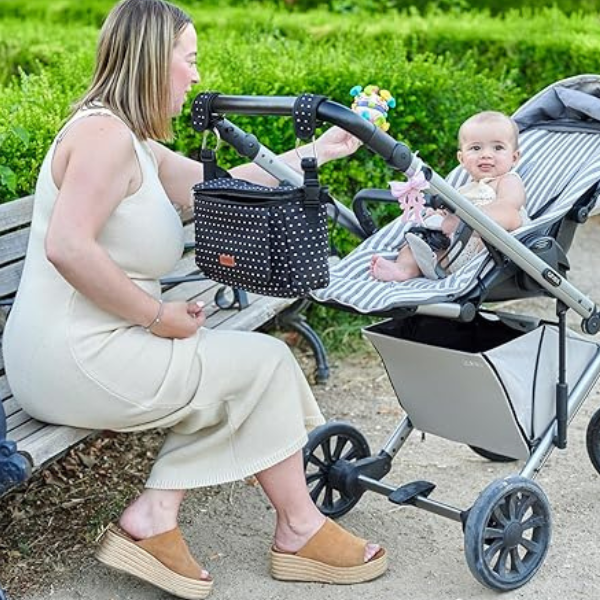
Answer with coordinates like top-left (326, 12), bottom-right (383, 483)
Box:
top-left (364, 542), bottom-right (381, 562)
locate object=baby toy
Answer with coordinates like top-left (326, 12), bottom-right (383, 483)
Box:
top-left (350, 84), bottom-right (396, 132)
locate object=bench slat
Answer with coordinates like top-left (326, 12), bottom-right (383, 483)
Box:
top-left (1, 374), bottom-right (10, 403)
top-left (7, 418), bottom-right (46, 443)
top-left (0, 195), bottom-right (34, 234)
top-left (0, 260), bottom-right (23, 299)
top-left (2, 396), bottom-right (18, 418)
top-left (7, 409), bottom-right (30, 432)
top-left (15, 425), bottom-right (93, 471)
top-left (0, 227), bottom-right (29, 267)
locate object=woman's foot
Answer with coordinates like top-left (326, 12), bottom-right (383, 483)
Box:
top-left (119, 489), bottom-right (182, 539)
top-left (118, 490), bottom-right (211, 582)
top-left (271, 518), bottom-right (387, 584)
top-left (96, 525), bottom-right (213, 599)
top-left (273, 513), bottom-right (381, 563)
top-left (370, 254), bottom-right (414, 282)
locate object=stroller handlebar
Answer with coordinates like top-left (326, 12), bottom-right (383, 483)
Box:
top-left (208, 94), bottom-right (414, 173)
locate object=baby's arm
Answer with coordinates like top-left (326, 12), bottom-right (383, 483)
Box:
top-left (481, 173), bottom-right (527, 231)
top-left (440, 173), bottom-right (526, 236)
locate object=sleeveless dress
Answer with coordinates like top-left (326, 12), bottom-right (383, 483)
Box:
top-left (3, 107), bottom-right (324, 489)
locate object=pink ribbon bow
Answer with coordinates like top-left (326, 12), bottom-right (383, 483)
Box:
top-left (390, 168), bottom-right (428, 224)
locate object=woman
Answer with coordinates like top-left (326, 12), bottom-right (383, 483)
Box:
top-left (3, 0), bottom-right (386, 598)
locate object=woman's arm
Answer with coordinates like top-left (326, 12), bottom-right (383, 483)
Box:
top-left (46, 117), bottom-right (203, 338)
top-left (149, 126), bottom-right (361, 209)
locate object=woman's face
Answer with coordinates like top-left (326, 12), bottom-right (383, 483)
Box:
top-left (170, 23), bottom-right (199, 116)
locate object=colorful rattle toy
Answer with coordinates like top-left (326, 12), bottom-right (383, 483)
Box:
top-left (350, 84), bottom-right (396, 132)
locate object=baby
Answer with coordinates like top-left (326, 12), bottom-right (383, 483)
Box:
top-left (370, 111), bottom-right (528, 281)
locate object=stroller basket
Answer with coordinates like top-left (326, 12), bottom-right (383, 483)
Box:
top-left (364, 313), bottom-right (599, 459)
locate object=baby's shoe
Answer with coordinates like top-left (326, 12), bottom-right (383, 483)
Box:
top-left (405, 233), bottom-right (440, 280)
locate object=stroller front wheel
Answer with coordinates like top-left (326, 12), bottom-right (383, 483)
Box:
top-left (464, 476), bottom-right (552, 591)
top-left (303, 421), bottom-right (371, 519)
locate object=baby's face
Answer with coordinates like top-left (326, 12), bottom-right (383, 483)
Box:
top-left (457, 120), bottom-right (519, 181)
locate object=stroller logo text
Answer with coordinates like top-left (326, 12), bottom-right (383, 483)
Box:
top-left (462, 359), bottom-right (483, 368)
top-left (542, 268), bottom-right (562, 287)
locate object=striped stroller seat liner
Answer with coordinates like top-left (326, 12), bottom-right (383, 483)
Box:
top-left (312, 102), bottom-right (600, 314)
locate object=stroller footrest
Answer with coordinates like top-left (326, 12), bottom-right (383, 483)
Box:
top-left (388, 480), bottom-right (436, 506)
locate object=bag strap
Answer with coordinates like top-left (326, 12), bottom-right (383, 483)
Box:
top-left (293, 93), bottom-right (327, 140)
top-left (301, 156), bottom-right (333, 226)
top-left (191, 91), bottom-right (222, 132)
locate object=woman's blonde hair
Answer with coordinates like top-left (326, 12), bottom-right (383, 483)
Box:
top-left (74, 0), bottom-right (192, 140)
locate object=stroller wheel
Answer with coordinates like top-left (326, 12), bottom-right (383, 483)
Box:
top-left (303, 421), bottom-right (370, 519)
top-left (464, 476), bottom-right (551, 591)
top-left (467, 445), bottom-right (517, 463)
top-left (585, 407), bottom-right (600, 474)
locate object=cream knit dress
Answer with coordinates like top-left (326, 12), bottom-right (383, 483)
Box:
top-left (3, 107), bottom-right (325, 489)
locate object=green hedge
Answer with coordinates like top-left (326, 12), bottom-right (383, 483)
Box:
top-left (274, 0), bottom-right (600, 15)
top-left (0, 8), bottom-right (524, 205)
top-left (4, 5), bottom-right (600, 202)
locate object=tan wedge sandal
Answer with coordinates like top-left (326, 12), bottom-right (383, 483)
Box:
top-left (95, 524), bottom-right (213, 600)
top-left (270, 518), bottom-right (387, 585)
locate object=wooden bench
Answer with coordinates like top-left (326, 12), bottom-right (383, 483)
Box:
top-left (0, 194), bottom-right (326, 499)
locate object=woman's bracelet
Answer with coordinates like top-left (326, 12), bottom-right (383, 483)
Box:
top-left (144, 299), bottom-right (164, 332)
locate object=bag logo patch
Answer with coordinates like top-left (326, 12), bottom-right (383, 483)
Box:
top-left (219, 254), bottom-right (236, 268)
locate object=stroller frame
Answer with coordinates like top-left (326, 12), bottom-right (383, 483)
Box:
top-left (192, 88), bottom-right (600, 591)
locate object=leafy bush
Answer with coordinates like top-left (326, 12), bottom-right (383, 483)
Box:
top-left (0, 21), bottom-right (95, 199)
top-left (276, 0), bottom-right (600, 15)
top-left (0, 8), bottom-right (521, 206)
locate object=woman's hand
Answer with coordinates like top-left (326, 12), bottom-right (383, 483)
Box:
top-left (149, 300), bottom-right (206, 339)
top-left (314, 126), bottom-right (362, 164)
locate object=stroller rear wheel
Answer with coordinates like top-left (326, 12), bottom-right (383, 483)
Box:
top-left (303, 421), bottom-right (370, 519)
top-left (585, 407), bottom-right (600, 474)
top-left (464, 476), bottom-right (551, 591)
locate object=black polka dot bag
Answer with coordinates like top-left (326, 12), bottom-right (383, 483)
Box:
top-left (193, 158), bottom-right (332, 298)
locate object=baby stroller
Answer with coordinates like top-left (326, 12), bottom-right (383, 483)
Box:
top-left (190, 74), bottom-right (600, 592)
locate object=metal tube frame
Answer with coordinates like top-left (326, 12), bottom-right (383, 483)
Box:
top-left (520, 345), bottom-right (600, 479)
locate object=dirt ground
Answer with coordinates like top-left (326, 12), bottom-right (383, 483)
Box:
top-left (4, 217), bottom-right (600, 600)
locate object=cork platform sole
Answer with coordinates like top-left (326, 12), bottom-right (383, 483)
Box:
top-left (271, 548), bottom-right (387, 584)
